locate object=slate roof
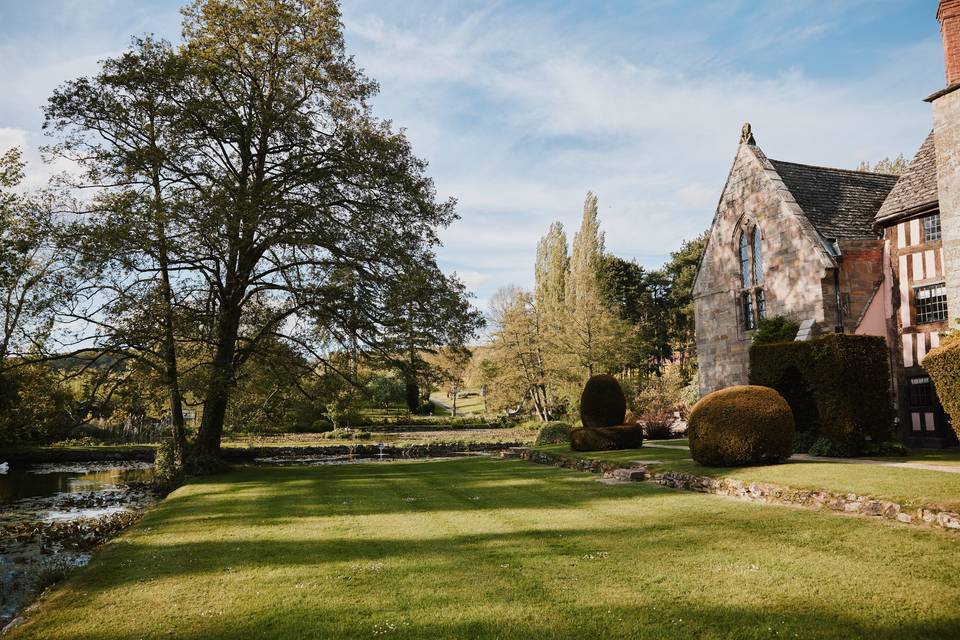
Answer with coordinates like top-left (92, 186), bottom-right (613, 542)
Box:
top-left (768, 159), bottom-right (898, 240)
top-left (874, 131), bottom-right (939, 224)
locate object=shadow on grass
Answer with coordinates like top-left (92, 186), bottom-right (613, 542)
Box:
top-left (10, 458), bottom-right (960, 640)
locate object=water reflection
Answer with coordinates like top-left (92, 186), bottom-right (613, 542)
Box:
top-left (0, 464), bottom-right (154, 505)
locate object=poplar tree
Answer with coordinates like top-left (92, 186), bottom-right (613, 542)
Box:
top-left (563, 192), bottom-right (622, 385)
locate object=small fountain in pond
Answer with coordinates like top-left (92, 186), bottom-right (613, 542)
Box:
top-left (376, 443), bottom-right (388, 461)
top-left (0, 462), bottom-right (8, 475)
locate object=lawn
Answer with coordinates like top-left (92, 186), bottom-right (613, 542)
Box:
top-left (11, 458), bottom-right (960, 639)
top-left (535, 444), bottom-right (960, 511)
top-left (429, 389), bottom-right (486, 415)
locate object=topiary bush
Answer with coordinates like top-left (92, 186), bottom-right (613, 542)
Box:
top-left (750, 334), bottom-right (893, 456)
top-left (752, 316), bottom-right (800, 345)
top-left (570, 424), bottom-right (643, 451)
top-left (534, 421), bottom-right (572, 445)
top-left (688, 385), bottom-right (794, 466)
top-left (923, 331), bottom-right (960, 440)
top-left (579, 374), bottom-right (626, 428)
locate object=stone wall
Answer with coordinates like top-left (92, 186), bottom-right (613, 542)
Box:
top-left (693, 143), bottom-right (835, 395)
top-left (932, 87), bottom-right (960, 325)
top-left (516, 447), bottom-right (960, 533)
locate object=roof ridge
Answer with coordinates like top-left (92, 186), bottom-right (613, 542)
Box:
top-left (768, 158), bottom-right (899, 179)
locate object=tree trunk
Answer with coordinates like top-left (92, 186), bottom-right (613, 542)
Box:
top-left (195, 304), bottom-right (242, 458)
top-left (151, 167), bottom-right (187, 467)
top-left (405, 377), bottom-right (419, 413)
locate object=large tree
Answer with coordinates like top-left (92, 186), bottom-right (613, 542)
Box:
top-left (0, 148), bottom-right (63, 365)
top-left (44, 0), bottom-right (477, 460)
top-left (482, 286), bottom-right (552, 421)
top-left (44, 38), bottom-right (193, 464)
top-left (562, 193), bottom-right (623, 383)
top-left (662, 232), bottom-right (707, 377)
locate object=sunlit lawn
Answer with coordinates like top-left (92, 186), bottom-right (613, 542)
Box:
top-left (535, 443), bottom-right (960, 510)
top-left (11, 458), bottom-right (960, 639)
top-left (430, 389), bottom-right (486, 415)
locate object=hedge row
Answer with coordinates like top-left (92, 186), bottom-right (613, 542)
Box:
top-left (749, 333), bottom-right (894, 454)
top-left (923, 332), bottom-right (960, 440)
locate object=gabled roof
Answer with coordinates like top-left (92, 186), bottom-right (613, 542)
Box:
top-left (875, 131), bottom-right (939, 224)
top-left (768, 159), bottom-right (898, 240)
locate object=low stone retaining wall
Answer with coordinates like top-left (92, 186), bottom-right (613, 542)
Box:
top-left (514, 448), bottom-right (960, 533)
top-left (226, 441), bottom-right (522, 462)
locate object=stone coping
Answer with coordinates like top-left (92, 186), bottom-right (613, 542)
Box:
top-left (512, 448), bottom-right (960, 533)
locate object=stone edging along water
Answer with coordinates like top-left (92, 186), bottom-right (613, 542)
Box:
top-left (512, 448), bottom-right (960, 533)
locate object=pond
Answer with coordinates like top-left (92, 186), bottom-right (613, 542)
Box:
top-left (0, 460), bottom-right (158, 631)
top-left (0, 462), bottom-right (154, 506)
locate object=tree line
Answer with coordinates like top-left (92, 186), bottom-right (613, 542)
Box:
top-left (0, 0), bottom-right (482, 468)
top-left (478, 192), bottom-right (706, 421)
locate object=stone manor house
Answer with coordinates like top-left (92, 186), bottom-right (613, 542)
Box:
top-left (693, 1), bottom-right (960, 448)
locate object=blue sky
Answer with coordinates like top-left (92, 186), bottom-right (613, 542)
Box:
top-left (0, 0), bottom-right (946, 313)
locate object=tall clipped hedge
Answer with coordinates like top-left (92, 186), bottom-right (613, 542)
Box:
top-left (923, 332), bottom-right (960, 440)
top-left (749, 333), bottom-right (894, 453)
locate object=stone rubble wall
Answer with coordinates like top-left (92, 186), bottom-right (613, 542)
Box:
top-left (513, 448), bottom-right (960, 533)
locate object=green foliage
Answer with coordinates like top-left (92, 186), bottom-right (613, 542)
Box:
top-left (570, 425), bottom-right (643, 451)
top-left (807, 436), bottom-right (855, 458)
top-left (579, 374), bottom-right (627, 428)
top-left (923, 332), bottom-right (960, 440)
top-left (326, 387), bottom-right (365, 429)
top-left (153, 440), bottom-right (182, 489)
top-left (366, 375), bottom-right (406, 410)
top-left (751, 316), bottom-right (800, 345)
top-left (319, 428), bottom-right (371, 440)
top-left (805, 436), bottom-right (906, 458)
top-left (857, 154), bottom-right (908, 175)
top-left (534, 422), bottom-right (572, 446)
top-left (688, 385), bottom-right (794, 466)
top-left (749, 334), bottom-right (894, 455)
top-left (0, 365), bottom-right (76, 443)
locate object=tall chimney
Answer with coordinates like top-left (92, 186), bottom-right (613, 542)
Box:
top-left (940, 0), bottom-right (960, 86)
top-left (931, 1), bottom-right (960, 324)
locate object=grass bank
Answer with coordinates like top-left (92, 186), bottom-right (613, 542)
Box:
top-left (11, 458), bottom-right (960, 639)
top-left (534, 444), bottom-right (960, 511)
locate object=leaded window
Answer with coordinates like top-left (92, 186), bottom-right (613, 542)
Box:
top-left (908, 376), bottom-right (934, 408)
top-left (923, 213), bottom-right (941, 242)
top-left (739, 232), bottom-right (750, 287)
top-left (915, 283), bottom-right (948, 324)
top-left (742, 291), bottom-right (755, 331)
top-left (737, 224), bottom-right (765, 331)
top-left (752, 228), bottom-right (764, 285)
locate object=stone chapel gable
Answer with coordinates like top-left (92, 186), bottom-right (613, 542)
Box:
top-left (693, 125), bottom-right (897, 396)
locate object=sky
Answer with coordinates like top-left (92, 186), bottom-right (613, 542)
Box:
top-left (0, 0), bottom-right (947, 313)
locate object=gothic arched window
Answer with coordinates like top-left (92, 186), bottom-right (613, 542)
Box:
top-left (752, 228), bottom-right (764, 285)
top-left (739, 232), bottom-right (751, 287)
top-left (736, 224), bottom-right (765, 331)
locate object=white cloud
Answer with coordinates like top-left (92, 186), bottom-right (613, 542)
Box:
top-left (1, 1), bottom-right (942, 313)
top-left (342, 2), bottom-right (941, 305)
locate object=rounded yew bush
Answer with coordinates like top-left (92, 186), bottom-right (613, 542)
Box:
top-left (570, 425), bottom-right (643, 451)
top-left (688, 385), bottom-right (794, 466)
top-left (579, 374), bottom-right (627, 428)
